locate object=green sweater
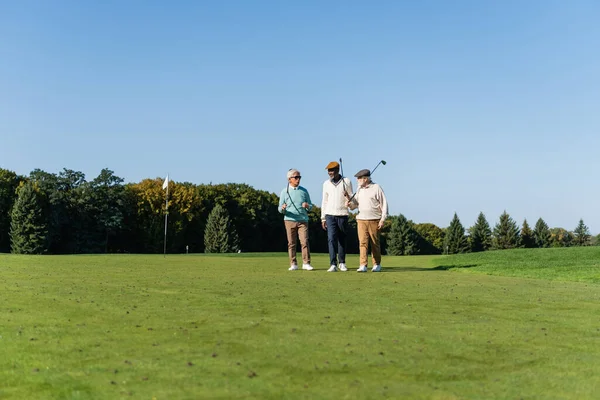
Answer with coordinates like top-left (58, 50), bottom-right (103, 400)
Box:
top-left (278, 185), bottom-right (313, 222)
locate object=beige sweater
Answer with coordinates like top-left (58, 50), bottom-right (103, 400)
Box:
top-left (321, 177), bottom-right (353, 220)
top-left (348, 183), bottom-right (388, 222)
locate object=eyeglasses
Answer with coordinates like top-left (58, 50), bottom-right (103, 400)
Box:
top-left (290, 176), bottom-right (301, 180)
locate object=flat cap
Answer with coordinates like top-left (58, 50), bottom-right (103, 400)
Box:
top-left (325, 161), bottom-right (340, 170)
top-left (354, 169), bottom-right (371, 178)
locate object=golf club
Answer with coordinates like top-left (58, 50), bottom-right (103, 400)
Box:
top-left (371, 159), bottom-right (387, 175)
top-left (347, 159), bottom-right (387, 202)
top-left (339, 157), bottom-right (349, 198)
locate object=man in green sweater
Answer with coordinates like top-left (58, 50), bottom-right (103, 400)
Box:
top-left (278, 169), bottom-right (314, 271)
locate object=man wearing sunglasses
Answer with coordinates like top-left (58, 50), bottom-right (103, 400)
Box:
top-left (278, 169), bottom-right (314, 271)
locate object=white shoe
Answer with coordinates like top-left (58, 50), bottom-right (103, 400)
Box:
top-left (357, 265), bottom-right (367, 272)
top-left (372, 264), bottom-right (382, 272)
top-left (302, 264), bottom-right (314, 271)
top-left (327, 265), bottom-right (337, 272)
top-left (289, 264), bottom-right (298, 271)
top-left (339, 263), bottom-right (347, 272)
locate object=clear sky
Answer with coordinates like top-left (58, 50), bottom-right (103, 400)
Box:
top-left (1, 1), bottom-right (599, 233)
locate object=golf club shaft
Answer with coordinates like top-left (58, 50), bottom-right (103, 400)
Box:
top-left (347, 160), bottom-right (386, 202)
top-left (339, 157), bottom-right (349, 197)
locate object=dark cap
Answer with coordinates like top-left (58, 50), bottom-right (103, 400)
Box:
top-left (354, 169), bottom-right (371, 178)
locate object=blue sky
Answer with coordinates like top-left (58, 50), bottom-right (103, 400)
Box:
top-left (1, 0), bottom-right (599, 233)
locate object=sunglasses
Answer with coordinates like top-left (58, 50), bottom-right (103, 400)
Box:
top-left (290, 176), bottom-right (301, 180)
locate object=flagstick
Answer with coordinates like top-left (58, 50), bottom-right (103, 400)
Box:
top-left (163, 175), bottom-right (169, 258)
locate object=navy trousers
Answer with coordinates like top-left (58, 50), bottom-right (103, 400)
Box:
top-left (326, 215), bottom-right (348, 266)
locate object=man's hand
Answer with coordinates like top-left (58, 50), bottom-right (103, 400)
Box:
top-left (281, 203), bottom-right (287, 211)
top-left (378, 220), bottom-right (384, 230)
top-left (302, 202), bottom-right (309, 209)
top-left (322, 221), bottom-right (327, 230)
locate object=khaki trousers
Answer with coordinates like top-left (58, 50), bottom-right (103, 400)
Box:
top-left (284, 220), bottom-right (311, 265)
top-left (357, 219), bottom-right (381, 266)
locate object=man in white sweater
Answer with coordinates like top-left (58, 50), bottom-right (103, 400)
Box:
top-left (346, 168), bottom-right (388, 272)
top-left (321, 161), bottom-right (353, 272)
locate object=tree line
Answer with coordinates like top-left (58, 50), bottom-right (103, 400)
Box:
top-left (0, 167), bottom-right (596, 255)
top-left (386, 211), bottom-right (595, 256)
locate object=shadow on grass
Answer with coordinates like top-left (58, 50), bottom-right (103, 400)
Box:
top-left (381, 265), bottom-right (478, 272)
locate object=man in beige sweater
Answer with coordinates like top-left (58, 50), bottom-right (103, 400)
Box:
top-left (346, 168), bottom-right (388, 272)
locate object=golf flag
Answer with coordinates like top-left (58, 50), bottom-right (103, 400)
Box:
top-left (163, 174), bottom-right (169, 258)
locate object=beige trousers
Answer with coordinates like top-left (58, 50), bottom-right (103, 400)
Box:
top-left (357, 219), bottom-right (381, 266)
top-left (284, 220), bottom-right (311, 265)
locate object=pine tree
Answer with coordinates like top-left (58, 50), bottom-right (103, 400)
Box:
top-left (573, 219), bottom-right (590, 246)
top-left (10, 182), bottom-right (49, 254)
top-left (204, 204), bottom-right (239, 253)
top-left (533, 218), bottom-right (551, 248)
top-left (444, 213), bottom-right (468, 254)
top-left (493, 211), bottom-right (520, 249)
top-left (469, 212), bottom-right (492, 252)
top-left (387, 214), bottom-right (418, 255)
top-left (520, 219), bottom-right (535, 248)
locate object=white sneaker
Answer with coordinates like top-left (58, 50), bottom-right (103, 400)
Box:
top-left (327, 265), bottom-right (338, 272)
top-left (289, 264), bottom-right (298, 271)
top-left (372, 264), bottom-right (382, 272)
top-left (339, 263), bottom-right (347, 272)
top-left (302, 264), bottom-right (314, 271)
top-left (357, 265), bottom-right (368, 272)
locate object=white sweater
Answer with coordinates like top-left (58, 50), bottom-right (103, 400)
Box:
top-left (348, 183), bottom-right (388, 222)
top-left (321, 177), bottom-right (353, 220)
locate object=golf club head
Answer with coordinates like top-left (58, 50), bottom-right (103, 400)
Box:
top-left (370, 159), bottom-right (387, 176)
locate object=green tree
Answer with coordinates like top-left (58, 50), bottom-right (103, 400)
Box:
top-left (10, 182), bottom-right (49, 254)
top-left (493, 211), bottom-right (520, 249)
top-left (89, 169), bottom-right (126, 252)
top-left (386, 214), bottom-right (418, 255)
top-left (204, 204), bottom-right (239, 253)
top-left (197, 183), bottom-right (284, 253)
top-left (573, 219), bottom-right (590, 246)
top-left (444, 213), bottom-right (468, 254)
top-left (55, 169), bottom-right (90, 253)
top-left (0, 168), bottom-right (22, 252)
top-left (469, 212), bottom-right (492, 252)
top-left (413, 223), bottom-right (444, 254)
top-left (549, 228), bottom-right (573, 247)
top-left (520, 219), bottom-right (535, 248)
top-left (533, 218), bottom-right (551, 248)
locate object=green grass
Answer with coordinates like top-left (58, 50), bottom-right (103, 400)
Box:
top-left (438, 246), bottom-right (600, 283)
top-left (1, 250), bottom-right (599, 399)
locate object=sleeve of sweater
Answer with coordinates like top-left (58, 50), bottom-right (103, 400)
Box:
top-left (304, 188), bottom-right (313, 211)
top-left (278, 188), bottom-right (287, 214)
top-left (378, 185), bottom-right (389, 222)
top-left (321, 181), bottom-right (328, 221)
top-left (345, 178), bottom-right (353, 199)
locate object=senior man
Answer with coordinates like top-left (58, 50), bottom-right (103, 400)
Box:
top-left (346, 169), bottom-right (388, 272)
top-left (321, 161), bottom-right (353, 272)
